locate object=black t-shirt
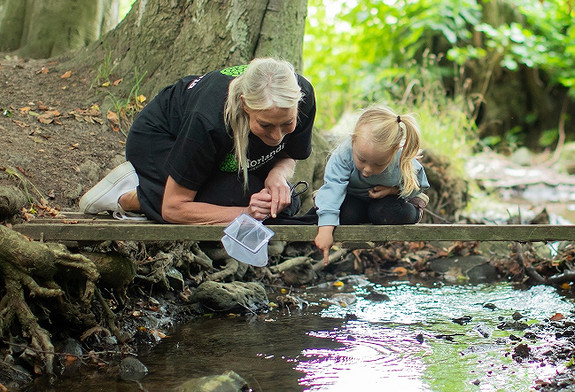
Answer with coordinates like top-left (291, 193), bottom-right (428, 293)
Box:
top-left (137, 66), bottom-right (316, 191)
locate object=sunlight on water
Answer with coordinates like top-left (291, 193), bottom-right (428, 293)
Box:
top-left (293, 281), bottom-right (574, 392)
top-left (297, 324), bottom-right (429, 391)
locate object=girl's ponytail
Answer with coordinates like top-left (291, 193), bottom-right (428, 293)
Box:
top-left (397, 114), bottom-right (422, 197)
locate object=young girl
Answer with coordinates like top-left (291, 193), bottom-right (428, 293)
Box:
top-left (314, 106), bottom-right (430, 264)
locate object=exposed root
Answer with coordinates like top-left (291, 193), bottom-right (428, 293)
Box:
top-left (0, 225), bottom-right (101, 374)
top-left (207, 258), bottom-right (239, 281)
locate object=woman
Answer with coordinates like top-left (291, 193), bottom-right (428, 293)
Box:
top-left (80, 58), bottom-right (316, 224)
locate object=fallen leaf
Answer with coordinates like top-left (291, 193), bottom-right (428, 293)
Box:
top-left (69, 106), bottom-right (102, 123)
top-left (36, 67), bottom-right (49, 74)
top-left (12, 119), bottom-right (28, 127)
top-left (60, 70), bottom-right (72, 78)
top-left (113, 78), bottom-right (123, 86)
top-left (107, 110), bottom-right (120, 132)
top-left (393, 266), bottom-right (408, 276)
top-left (150, 330), bottom-right (169, 339)
top-left (550, 313), bottom-right (565, 321)
top-left (38, 111), bottom-right (60, 124)
top-left (101, 81), bottom-right (110, 87)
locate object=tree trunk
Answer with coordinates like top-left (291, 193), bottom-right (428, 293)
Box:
top-left (67, 0), bottom-right (309, 98)
top-left (0, 0), bottom-right (122, 58)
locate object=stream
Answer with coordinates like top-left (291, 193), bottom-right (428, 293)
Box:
top-left (38, 277), bottom-right (575, 392)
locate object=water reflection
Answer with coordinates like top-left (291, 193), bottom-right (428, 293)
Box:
top-left (43, 280), bottom-right (574, 392)
top-left (298, 324), bottom-right (428, 391)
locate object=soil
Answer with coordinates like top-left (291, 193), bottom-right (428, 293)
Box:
top-left (0, 55), bottom-right (128, 211)
top-left (1, 54), bottom-right (575, 391)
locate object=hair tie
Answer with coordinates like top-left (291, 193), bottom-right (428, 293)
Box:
top-left (397, 115), bottom-right (407, 133)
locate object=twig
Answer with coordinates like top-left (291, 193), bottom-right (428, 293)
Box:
top-left (423, 208), bottom-right (452, 223)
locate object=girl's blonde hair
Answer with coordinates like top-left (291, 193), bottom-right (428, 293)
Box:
top-left (224, 58), bottom-right (303, 188)
top-left (352, 105), bottom-right (423, 198)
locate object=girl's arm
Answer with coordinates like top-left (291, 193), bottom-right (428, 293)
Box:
top-left (315, 142), bottom-right (354, 226)
top-left (314, 142), bottom-right (354, 263)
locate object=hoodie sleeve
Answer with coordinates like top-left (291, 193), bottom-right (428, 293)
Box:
top-left (315, 141), bottom-right (355, 226)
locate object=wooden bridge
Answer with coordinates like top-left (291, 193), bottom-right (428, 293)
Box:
top-left (11, 212), bottom-right (575, 244)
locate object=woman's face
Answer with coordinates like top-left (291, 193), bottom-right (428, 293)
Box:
top-left (245, 106), bottom-right (298, 147)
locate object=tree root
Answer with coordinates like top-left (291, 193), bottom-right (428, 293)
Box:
top-left (0, 225), bottom-right (101, 374)
top-left (1, 269), bottom-right (55, 374)
top-left (207, 258), bottom-right (238, 281)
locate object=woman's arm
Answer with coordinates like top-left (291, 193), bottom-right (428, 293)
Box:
top-left (161, 176), bottom-right (272, 224)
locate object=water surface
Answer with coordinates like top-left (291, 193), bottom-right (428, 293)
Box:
top-left (43, 279), bottom-right (574, 392)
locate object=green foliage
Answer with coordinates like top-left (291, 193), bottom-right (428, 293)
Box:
top-left (107, 67), bottom-right (147, 137)
top-left (91, 50), bottom-right (117, 88)
top-left (304, 0), bottom-right (574, 159)
top-left (304, 0), bottom-right (477, 172)
top-left (447, 0), bottom-right (575, 94)
top-left (304, 0), bottom-right (481, 131)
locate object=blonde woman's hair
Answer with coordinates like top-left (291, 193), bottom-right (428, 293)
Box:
top-left (224, 58), bottom-right (303, 189)
top-left (351, 105), bottom-right (423, 198)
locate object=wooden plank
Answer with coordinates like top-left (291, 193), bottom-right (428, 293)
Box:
top-left (11, 222), bottom-right (575, 242)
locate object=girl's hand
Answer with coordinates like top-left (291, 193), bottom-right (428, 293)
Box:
top-left (264, 171), bottom-right (292, 218)
top-left (245, 189), bottom-right (273, 220)
top-left (368, 185), bottom-right (399, 199)
top-left (315, 226), bottom-right (335, 265)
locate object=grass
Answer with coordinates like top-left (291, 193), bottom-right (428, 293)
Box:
top-left (91, 50), bottom-right (117, 89)
top-left (105, 67), bottom-right (147, 138)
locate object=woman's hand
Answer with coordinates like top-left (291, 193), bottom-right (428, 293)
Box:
top-left (265, 158), bottom-right (296, 218)
top-left (245, 188), bottom-right (273, 221)
top-left (315, 226), bottom-right (335, 265)
top-left (368, 185), bottom-right (399, 199)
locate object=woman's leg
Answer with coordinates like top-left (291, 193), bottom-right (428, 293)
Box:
top-left (368, 195), bottom-right (419, 225)
top-left (339, 194), bottom-right (370, 224)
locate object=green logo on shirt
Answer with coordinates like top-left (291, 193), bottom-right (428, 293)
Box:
top-left (220, 65), bottom-right (248, 77)
top-left (219, 153), bottom-right (238, 172)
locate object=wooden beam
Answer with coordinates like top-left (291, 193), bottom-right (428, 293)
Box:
top-left (11, 222), bottom-right (575, 243)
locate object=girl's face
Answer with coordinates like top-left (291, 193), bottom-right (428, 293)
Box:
top-left (352, 131), bottom-right (394, 178)
top-left (244, 105), bottom-right (298, 147)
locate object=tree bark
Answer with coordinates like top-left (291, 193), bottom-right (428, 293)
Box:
top-left (67, 0), bottom-right (309, 98)
top-left (0, 0), bottom-right (122, 58)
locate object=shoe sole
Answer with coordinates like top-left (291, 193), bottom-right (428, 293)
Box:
top-left (79, 162), bottom-right (136, 214)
